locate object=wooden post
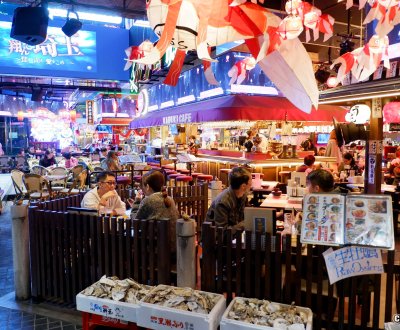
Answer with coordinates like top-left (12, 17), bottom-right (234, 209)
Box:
top-left (365, 98), bottom-right (383, 194)
top-left (12, 202), bottom-right (31, 300)
top-left (176, 218), bottom-right (196, 288)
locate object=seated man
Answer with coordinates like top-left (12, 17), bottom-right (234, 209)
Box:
top-left (205, 167), bottom-right (252, 232)
top-left (306, 169), bottom-right (347, 193)
top-left (81, 171), bottom-right (126, 215)
top-left (296, 155), bottom-right (316, 175)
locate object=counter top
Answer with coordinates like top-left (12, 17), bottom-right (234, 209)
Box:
top-left (196, 149), bottom-right (337, 167)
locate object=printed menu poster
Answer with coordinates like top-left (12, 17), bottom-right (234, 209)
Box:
top-left (301, 194), bottom-right (394, 250)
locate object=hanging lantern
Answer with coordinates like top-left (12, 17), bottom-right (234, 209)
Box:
top-left (70, 109), bottom-right (77, 122)
top-left (285, 0), bottom-right (303, 15)
top-left (304, 9), bottom-right (321, 30)
top-left (17, 110), bottom-right (24, 122)
top-left (368, 35), bottom-right (389, 54)
top-left (278, 15), bottom-right (304, 40)
top-left (377, 0), bottom-right (399, 8)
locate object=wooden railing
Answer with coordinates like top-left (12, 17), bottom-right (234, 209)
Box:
top-left (35, 193), bottom-right (85, 211)
top-left (201, 222), bottom-right (400, 330)
top-left (28, 206), bottom-right (173, 305)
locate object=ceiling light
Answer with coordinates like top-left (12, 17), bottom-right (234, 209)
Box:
top-left (48, 8), bottom-right (122, 25)
top-left (62, 9), bottom-right (82, 37)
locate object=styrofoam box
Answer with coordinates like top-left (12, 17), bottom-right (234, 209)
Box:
top-left (137, 286), bottom-right (226, 330)
top-left (76, 293), bottom-right (139, 323)
top-left (220, 298), bottom-right (313, 330)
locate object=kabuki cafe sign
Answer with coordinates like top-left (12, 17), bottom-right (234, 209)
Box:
top-left (162, 113), bottom-right (192, 125)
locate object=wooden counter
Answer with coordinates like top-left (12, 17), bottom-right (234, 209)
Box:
top-left (195, 149), bottom-right (337, 184)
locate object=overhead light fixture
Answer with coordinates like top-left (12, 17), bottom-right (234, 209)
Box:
top-left (48, 8), bottom-right (122, 25)
top-left (62, 9), bottom-right (82, 37)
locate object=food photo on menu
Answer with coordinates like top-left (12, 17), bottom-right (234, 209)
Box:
top-left (301, 194), bottom-right (345, 246)
top-left (300, 194), bottom-right (395, 250)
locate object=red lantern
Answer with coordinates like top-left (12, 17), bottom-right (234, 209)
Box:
top-left (17, 111), bottom-right (24, 122)
top-left (70, 109), bottom-right (77, 122)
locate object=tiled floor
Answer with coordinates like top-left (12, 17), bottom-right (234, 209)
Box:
top-left (0, 201), bottom-right (82, 329)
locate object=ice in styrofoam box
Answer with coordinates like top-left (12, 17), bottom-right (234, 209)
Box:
top-left (220, 297), bottom-right (312, 330)
top-left (76, 275), bottom-right (152, 323)
top-left (137, 284), bottom-right (226, 330)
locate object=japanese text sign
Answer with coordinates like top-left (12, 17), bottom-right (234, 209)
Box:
top-left (323, 246), bottom-right (384, 284)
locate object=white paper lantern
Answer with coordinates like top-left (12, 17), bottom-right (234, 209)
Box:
top-left (304, 8), bottom-right (321, 29)
top-left (278, 15), bottom-right (304, 40)
top-left (368, 35), bottom-right (389, 54)
top-left (285, 0), bottom-right (303, 15)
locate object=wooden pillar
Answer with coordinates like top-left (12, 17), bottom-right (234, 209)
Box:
top-left (365, 98), bottom-right (383, 194)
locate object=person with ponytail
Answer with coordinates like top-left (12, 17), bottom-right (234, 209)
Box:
top-left (132, 170), bottom-right (179, 245)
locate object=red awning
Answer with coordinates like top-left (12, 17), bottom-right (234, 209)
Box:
top-left (130, 95), bottom-right (347, 129)
top-left (101, 118), bottom-right (132, 126)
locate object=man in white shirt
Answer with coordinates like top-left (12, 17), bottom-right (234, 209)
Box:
top-left (81, 171), bottom-right (126, 215)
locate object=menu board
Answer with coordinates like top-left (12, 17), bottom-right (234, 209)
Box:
top-left (301, 194), bottom-right (394, 250)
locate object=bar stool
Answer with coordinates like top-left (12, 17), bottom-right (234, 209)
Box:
top-left (219, 168), bottom-right (231, 187)
top-left (177, 169), bottom-right (190, 175)
top-left (167, 173), bottom-right (182, 186)
top-left (190, 172), bottom-right (203, 185)
top-left (165, 169), bottom-right (177, 175)
top-left (176, 175), bottom-right (193, 186)
top-left (162, 164), bottom-right (175, 170)
top-left (197, 174), bottom-right (213, 187)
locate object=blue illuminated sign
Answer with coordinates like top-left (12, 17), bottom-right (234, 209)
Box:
top-left (0, 22), bottom-right (97, 73)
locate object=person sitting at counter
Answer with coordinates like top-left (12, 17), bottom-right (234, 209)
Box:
top-left (81, 171), bottom-right (126, 216)
top-left (337, 152), bottom-right (360, 176)
top-left (101, 151), bottom-right (122, 171)
top-left (317, 147), bottom-right (326, 156)
top-left (39, 149), bottom-right (56, 167)
top-left (132, 170), bottom-right (179, 247)
top-left (296, 155), bottom-right (316, 175)
top-left (300, 138), bottom-right (317, 155)
top-left (306, 169), bottom-right (336, 193)
top-left (205, 167), bottom-right (251, 232)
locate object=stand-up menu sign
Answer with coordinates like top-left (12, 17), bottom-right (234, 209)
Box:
top-left (301, 194), bottom-right (394, 250)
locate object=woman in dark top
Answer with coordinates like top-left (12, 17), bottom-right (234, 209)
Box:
top-left (132, 170), bottom-right (179, 248)
top-left (39, 149), bottom-right (56, 167)
top-left (337, 152), bottom-right (360, 176)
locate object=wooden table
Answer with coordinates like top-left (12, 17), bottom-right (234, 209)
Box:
top-left (260, 194), bottom-right (303, 211)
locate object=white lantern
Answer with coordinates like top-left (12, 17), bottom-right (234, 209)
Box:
top-left (278, 15), bottom-right (304, 40)
top-left (303, 8), bottom-right (321, 29)
top-left (285, 0), bottom-right (303, 15)
top-left (377, 0), bottom-right (399, 8)
top-left (368, 35), bottom-right (389, 54)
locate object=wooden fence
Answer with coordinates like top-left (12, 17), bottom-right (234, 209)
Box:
top-left (28, 206), bottom-right (173, 305)
top-left (35, 193), bottom-right (85, 211)
top-left (201, 222), bottom-right (400, 330)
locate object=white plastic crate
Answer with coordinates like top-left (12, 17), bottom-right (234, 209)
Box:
top-left (76, 293), bottom-right (139, 323)
top-left (220, 298), bottom-right (312, 330)
top-left (137, 285), bottom-right (226, 330)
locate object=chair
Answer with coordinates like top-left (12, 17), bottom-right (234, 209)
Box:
top-left (0, 156), bottom-right (11, 173)
top-left (49, 166), bottom-right (69, 193)
top-left (27, 158), bottom-right (39, 171)
top-left (14, 156), bottom-right (27, 171)
top-left (11, 169), bottom-right (27, 200)
top-left (23, 174), bottom-right (51, 201)
top-left (67, 165), bottom-right (85, 187)
top-left (31, 165), bottom-right (50, 176)
top-left (59, 170), bottom-right (88, 196)
top-left (55, 156), bottom-right (66, 167)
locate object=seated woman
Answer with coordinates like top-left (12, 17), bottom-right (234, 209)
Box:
top-left (131, 170), bottom-right (179, 247)
top-left (296, 155), bottom-right (316, 175)
top-left (39, 149), bottom-right (56, 167)
top-left (337, 152), bottom-right (361, 176)
top-left (63, 152), bottom-right (78, 169)
top-left (101, 151), bottom-right (122, 171)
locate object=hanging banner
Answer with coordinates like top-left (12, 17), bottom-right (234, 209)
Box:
top-left (368, 155), bottom-right (376, 184)
top-left (86, 100), bottom-right (94, 125)
top-left (372, 98), bottom-right (382, 118)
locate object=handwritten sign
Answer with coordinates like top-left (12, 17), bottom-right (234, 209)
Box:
top-left (372, 98), bottom-right (383, 118)
top-left (323, 246), bottom-right (384, 284)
